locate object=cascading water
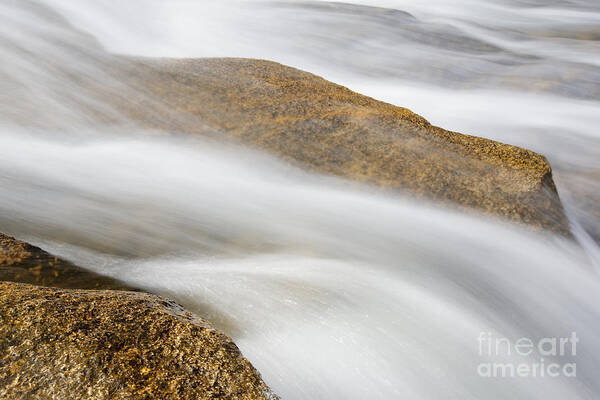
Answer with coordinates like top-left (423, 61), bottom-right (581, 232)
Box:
top-left (1, 1), bottom-right (599, 399)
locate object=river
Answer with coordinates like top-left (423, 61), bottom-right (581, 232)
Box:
top-left (1, 1), bottom-right (600, 399)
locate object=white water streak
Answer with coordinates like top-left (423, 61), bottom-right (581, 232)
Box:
top-left (2, 1), bottom-right (600, 399)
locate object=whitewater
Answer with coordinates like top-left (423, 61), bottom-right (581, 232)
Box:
top-left (1, 1), bottom-right (600, 399)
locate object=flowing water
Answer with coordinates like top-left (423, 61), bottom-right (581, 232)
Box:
top-left (1, 1), bottom-right (600, 399)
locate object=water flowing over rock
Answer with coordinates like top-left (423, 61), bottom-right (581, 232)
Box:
top-left (1, 1), bottom-right (572, 234)
top-left (2, 2), bottom-right (600, 399)
top-left (0, 233), bottom-right (131, 290)
top-left (117, 58), bottom-right (569, 234)
top-left (0, 235), bottom-right (277, 400)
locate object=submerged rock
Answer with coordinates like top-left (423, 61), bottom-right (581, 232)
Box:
top-left (116, 58), bottom-right (569, 234)
top-left (0, 233), bottom-right (131, 290)
top-left (0, 281), bottom-right (276, 400)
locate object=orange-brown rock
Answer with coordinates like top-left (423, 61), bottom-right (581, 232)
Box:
top-left (0, 235), bottom-right (277, 399)
top-left (112, 57), bottom-right (569, 233)
top-left (0, 281), bottom-right (276, 400)
top-left (0, 233), bottom-right (130, 290)
top-left (7, 2), bottom-right (572, 234)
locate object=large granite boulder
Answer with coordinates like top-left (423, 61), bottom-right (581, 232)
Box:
top-left (113, 57), bottom-right (569, 234)
top-left (5, 1), bottom-right (571, 234)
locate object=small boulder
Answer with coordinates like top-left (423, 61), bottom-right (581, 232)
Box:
top-left (0, 281), bottom-right (276, 400)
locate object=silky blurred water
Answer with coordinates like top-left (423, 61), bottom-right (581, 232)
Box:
top-left (45, 0), bottom-right (600, 239)
top-left (1, 1), bottom-right (600, 399)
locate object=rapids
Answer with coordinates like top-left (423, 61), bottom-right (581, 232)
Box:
top-left (1, 1), bottom-right (600, 399)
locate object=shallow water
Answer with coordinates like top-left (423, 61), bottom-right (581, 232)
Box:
top-left (2, 1), bottom-right (600, 399)
top-left (46, 0), bottom-right (600, 239)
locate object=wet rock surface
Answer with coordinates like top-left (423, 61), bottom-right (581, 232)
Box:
top-left (0, 233), bottom-right (131, 290)
top-left (118, 57), bottom-right (569, 234)
top-left (0, 235), bottom-right (277, 399)
top-left (3, 1), bottom-right (573, 234)
top-left (0, 281), bottom-right (276, 400)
